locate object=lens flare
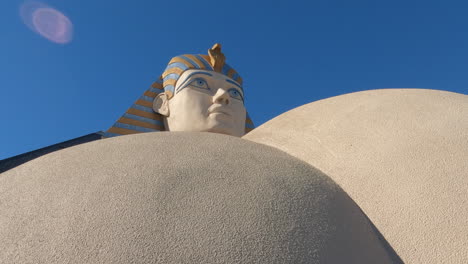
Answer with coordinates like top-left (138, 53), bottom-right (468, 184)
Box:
top-left (20, 1), bottom-right (73, 44)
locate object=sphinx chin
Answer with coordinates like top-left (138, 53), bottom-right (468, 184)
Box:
top-left (203, 119), bottom-right (239, 136)
top-left (208, 126), bottom-right (242, 137)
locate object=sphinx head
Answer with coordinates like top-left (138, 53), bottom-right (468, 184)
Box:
top-left (152, 44), bottom-right (247, 137)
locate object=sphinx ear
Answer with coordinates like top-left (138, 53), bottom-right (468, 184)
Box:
top-left (153, 93), bottom-right (170, 117)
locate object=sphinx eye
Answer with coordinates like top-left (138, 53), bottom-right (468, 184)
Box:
top-left (228, 88), bottom-right (243, 101)
top-left (189, 78), bottom-right (210, 90)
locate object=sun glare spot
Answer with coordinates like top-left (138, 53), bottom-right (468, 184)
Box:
top-left (20, 1), bottom-right (73, 44)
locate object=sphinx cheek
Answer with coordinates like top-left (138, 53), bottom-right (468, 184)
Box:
top-left (167, 91), bottom-right (213, 131)
top-left (232, 103), bottom-right (247, 136)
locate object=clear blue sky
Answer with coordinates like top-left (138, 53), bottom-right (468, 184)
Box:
top-left (1, 0), bottom-right (467, 159)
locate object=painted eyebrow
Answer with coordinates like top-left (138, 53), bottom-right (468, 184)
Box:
top-left (225, 79), bottom-right (243, 91)
top-left (177, 71), bottom-right (213, 90)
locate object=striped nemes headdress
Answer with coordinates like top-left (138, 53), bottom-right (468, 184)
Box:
top-left (104, 44), bottom-right (254, 138)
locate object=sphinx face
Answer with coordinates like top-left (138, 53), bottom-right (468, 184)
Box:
top-left (162, 69), bottom-right (246, 137)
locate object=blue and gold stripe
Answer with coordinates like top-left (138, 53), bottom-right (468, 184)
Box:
top-left (194, 54), bottom-right (212, 69)
top-left (104, 83), bottom-right (166, 137)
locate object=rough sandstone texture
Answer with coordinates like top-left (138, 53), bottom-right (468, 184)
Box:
top-left (244, 89), bottom-right (468, 264)
top-left (1, 132), bottom-right (395, 263)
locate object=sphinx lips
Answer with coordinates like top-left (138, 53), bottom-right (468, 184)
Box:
top-left (209, 107), bottom-right (232, 116)
top-left (211, 110), bottom-right (230, 115)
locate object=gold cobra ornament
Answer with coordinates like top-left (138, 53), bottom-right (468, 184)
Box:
top-left (208, 43), bottom-right (225, 73)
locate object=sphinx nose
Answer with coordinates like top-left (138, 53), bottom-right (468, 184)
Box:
top-left (213, 88), bottom-right (230, 105)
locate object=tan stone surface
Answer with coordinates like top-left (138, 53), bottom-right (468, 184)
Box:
top-left (1, 132), bottom-right (395, 263)
top-left (244, 89), bottom-right (468, 263)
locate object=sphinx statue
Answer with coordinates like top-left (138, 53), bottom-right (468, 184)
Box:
top-left (1, 44), bottom-right (466, 264)
top-left (103, 43), bottom-right (254, 138)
